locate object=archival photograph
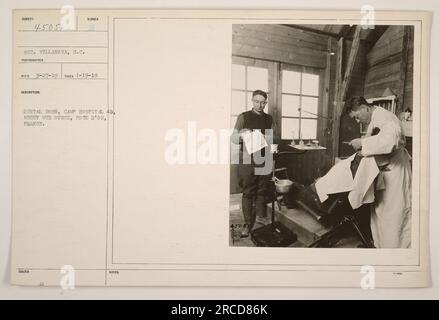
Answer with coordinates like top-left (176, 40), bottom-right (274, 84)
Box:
top-left (10, 7), bottom-right (430, 288)
top-left (229, 24), bottom-right (414, 249)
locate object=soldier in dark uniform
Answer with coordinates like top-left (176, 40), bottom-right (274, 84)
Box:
top-left (232, 89), bottom-right (274, 237)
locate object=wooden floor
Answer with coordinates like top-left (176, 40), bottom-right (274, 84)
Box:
top-left (229, 193), bottom-right (362, 248)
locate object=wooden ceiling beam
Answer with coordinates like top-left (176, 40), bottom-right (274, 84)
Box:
top-left (332, 25), bottom-right (362, 161)
top-left (281, 24), bottom-right (344, 39)
top-left (364, 25), bottom-right (390, 51)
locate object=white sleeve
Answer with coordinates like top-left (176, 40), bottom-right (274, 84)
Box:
top-left (361, 121), bottom-right (402, 156)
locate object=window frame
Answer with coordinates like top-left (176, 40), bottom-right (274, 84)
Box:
top-left (231, 56), bottom-right (273, 127)
top-left (230, 57), bottom-right (324, 143)
top-left (279, 63), bottom-right (322, 141)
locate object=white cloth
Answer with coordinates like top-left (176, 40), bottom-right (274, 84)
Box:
top-left (348, 156), bottom-right (385, 209)
top-left (315, 153), bottom-right (356, 202)
top-left (362, 107), bottom-right (412, 248)
top-left (315, 153), bottom-right (383, 209)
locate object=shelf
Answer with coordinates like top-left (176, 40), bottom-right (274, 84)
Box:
top-left (288, 144), bottom-right (326, 150)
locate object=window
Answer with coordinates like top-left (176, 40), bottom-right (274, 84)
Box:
top-left (281, 69), bottom-right (320, 140)
top-left (231, 62), bottom-right (269, 128)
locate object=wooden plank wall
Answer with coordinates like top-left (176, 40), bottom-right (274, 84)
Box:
top-left (322, 35), bottom-right (368, 160)
top-left (338, 39), bottom-right (367, 158)
top-left (232, 24), bottom-right (328, 68)
top-left (319, 38), bottom-right (337, 173)
top-left (364, 26), bottom-right (414, 113)
top-left (403, 27), bottom-right (414, 112)
top-left (345, 40), bottom-right (368, 98)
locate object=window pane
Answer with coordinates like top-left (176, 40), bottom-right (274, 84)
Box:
top-left (231, 64), bottom-right (245, 90)
top-left (302, 73), bottom-right (319, 96)
top-left (247, 66), bottom-right (268, 91)
top-left (231, 90), bottom-right (246, 115)
top-left (247, 92), bottom-right (253, 110)
top-left (281, 118), bottom-right (300, 140)
top-left (282, 94), bottom-right (300, 117)
top-left (231, 116), bottom-right (238, 129)
top-left (282, 70), bottom-right (300, 94)
top-left (301, 96), bottom-right (319, 118)
top-left (301, 119), bottom-right (317, 140)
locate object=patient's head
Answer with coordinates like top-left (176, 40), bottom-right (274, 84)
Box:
top-left (344, 96), bottom-right (374, 125)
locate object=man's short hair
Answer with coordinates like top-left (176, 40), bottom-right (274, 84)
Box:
top-left (344, 96), bottom-right (371, 115)
top-left (252, 89), bottom-right (268, 100)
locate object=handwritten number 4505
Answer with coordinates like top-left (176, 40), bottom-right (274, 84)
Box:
top-left (34, 24), bottom-right (62, 32)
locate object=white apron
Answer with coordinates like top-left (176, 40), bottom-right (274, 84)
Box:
top-left (361, 107), bottom-right (412, 248)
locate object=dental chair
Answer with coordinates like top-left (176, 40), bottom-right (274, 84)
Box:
top-left (292, 153), bottom-right (375, 248)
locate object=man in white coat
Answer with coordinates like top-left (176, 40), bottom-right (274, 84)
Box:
top-left (344, 96), bottom-right (412, 248)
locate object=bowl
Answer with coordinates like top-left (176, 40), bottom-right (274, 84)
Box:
top-left (275, 179), bottom-right (293, 194)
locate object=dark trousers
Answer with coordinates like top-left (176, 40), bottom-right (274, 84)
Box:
top-left (238, 164), bottom-right (270, 230)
